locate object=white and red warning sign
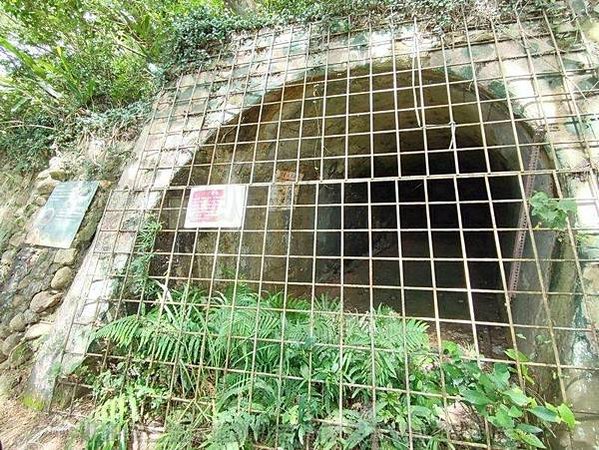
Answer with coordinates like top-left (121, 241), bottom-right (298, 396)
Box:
top-left (184, 185), bottom-right (247, 229)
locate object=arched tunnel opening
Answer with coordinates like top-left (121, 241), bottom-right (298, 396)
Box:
top-left (161, 66), bottom-right (554, 352)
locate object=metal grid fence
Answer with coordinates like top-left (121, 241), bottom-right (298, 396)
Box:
top-left (52, 8), bottom-right (599, 449)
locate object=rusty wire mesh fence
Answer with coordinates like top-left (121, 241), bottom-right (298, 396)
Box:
top-left (51, 8), bottom-right (599, 449)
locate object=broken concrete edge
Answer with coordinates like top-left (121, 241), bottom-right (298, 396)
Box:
top-left (22, 305), bottom-right (94, 411)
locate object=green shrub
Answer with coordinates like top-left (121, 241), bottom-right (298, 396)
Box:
top-left (169, 5), bottom-right (273, 64)
top-left (0, 113), bottom-right (55, 172)
top-left (78, 281), bottom-right (576, 449)
top-left (0, 0), bottom-right (559, 172)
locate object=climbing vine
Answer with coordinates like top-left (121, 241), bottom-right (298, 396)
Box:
top-left (529, 191), bottom-right (577, 231)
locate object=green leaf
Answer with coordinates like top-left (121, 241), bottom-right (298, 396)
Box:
top-left (490, 363), bottom-right (511, 389)
top-left (300, 364), bottom-right (310, 380)
top-left (461, 388), bottom-right (492, 406)
top-left (490, 407), bottom-right (514, 429)
top-left (508, 405), bottom-right (524, 418)
top-left (528, 406), bottom-right (560, 423)
top-left (282, 405), bottom-right (299, 425)
top-left (411, 406), bottom-right (434, 418)
top-left (558, 199), bottom-right (576, 213)
top-left (557, 403), bottom-right (576, 429)
top-left (504, 387), bottom-right (531, 407)
top-left (520, 431), bottom-right (546, 448)
top-left (505, 348), bottom-right (529, 363)
top-left (517, 423), bottom-right (543, 434)
top-left (442, 341), bottom-right (460, 357)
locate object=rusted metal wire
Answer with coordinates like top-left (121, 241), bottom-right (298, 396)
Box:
top-left (51, 8), bottom-right (599, 449)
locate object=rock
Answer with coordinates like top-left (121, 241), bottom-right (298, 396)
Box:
top-left (23, 202), bottom-right (38, 217)
top-left (8, 313), bottom-right (27, 333)
top-left (23, 310), bottom-right (39, 326)
top-left (50, 168), bottom-right (67, 181)
top-left (74, 220), bottom-right (98, 246)
top-left (1, 332), bottom-right (24, 356)
top-left (99, 180), bottom-right (112, 190)
top-left (1, 249), bottom-right (16, 266)
top-left (39, 309), bottom-right (57, 322)
top-left (54, 248), bottom-right (77, 266)
top-left (50, 267), bottom-right (73, 290)
top-left (34, 196), bottom-right (47, 206)
top-left (0, 352), bottom-right (6, 364)
top-left (0, 266), bottom-right (9, 284)
top-left (35, 178), bottom-right (59, 195)
top-left (30, 291), bottom-right (62, 314)
top-left (0, 324), bottom-right (10, 339)
top-left (17, 276), bottom-right (32, 291)
top-left (0, 371), bottom-right (19, 397)
top-left (37, 167), bottom-right (67, 181)
top-left (11, 295), bottom-right (29, 311)
top-left (37, 170), bottom-right (50, 181)
top-left (8, 342), bottom-right (33, 369)
top-left (8, 233), bottom-right (24, 248)
top-left (18, 277), bottom-right (51, 300)
top-left (48, 156), bottom-right (63, 170)
top-left (24, 323), bottom-right (52, 341)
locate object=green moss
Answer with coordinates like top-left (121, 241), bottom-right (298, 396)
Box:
top-left (22, 393), bottom-right (46, 411)
top-left (456, 64), bottom-right (474, 80)
top-left (489, 80), bottom-right (508, 99)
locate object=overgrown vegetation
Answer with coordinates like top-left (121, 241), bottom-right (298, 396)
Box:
top-left (1, 0), bottom-right (559, 171)
top-left (70, 218), bottom-right (577, 449)
top-left (76, 284), bottom-right (576, 449)
top-left (126, 214), bottom-right (162, 298)
top-left (529, 191), bottom-right (577, 230)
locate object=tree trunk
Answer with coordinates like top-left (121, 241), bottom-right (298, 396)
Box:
top-left (224, 0), bottom-right (257, 16)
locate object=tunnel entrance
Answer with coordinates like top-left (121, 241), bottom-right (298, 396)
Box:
top-left (48, 21), bottom-right (597, 450)
top-left (162, 66), bottom-right (553, 352)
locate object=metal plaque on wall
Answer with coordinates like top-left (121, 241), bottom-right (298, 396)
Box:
top-left (26, 181), bottom-right (99, 249)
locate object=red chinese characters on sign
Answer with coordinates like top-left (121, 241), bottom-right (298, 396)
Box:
top-left (192, 188), bottom-right (224, 222)
top-left (184, 185), bottom-right (247, 229)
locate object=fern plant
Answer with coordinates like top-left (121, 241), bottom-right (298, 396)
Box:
top-left (125, 215), bottom-right (162, 298)
top-left (83, 282), bottom-right (576, 449)
top-left (78, 376), bottom-right (164, 450)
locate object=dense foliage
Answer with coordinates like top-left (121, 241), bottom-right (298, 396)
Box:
top-left (0, 0), bottom-right (221, 170)
top-left (69, 218), bottom-right (577, 449)
top-left (78, 283), bottom-right (575, 449)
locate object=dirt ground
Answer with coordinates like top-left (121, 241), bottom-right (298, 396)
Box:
top-left (0, 399), bottom-right (75, 450)
top-left (0, 368), bottom-right (79, 450)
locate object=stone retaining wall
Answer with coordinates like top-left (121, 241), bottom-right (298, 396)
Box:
top-left (0, 161), bottom-right (106, 372)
